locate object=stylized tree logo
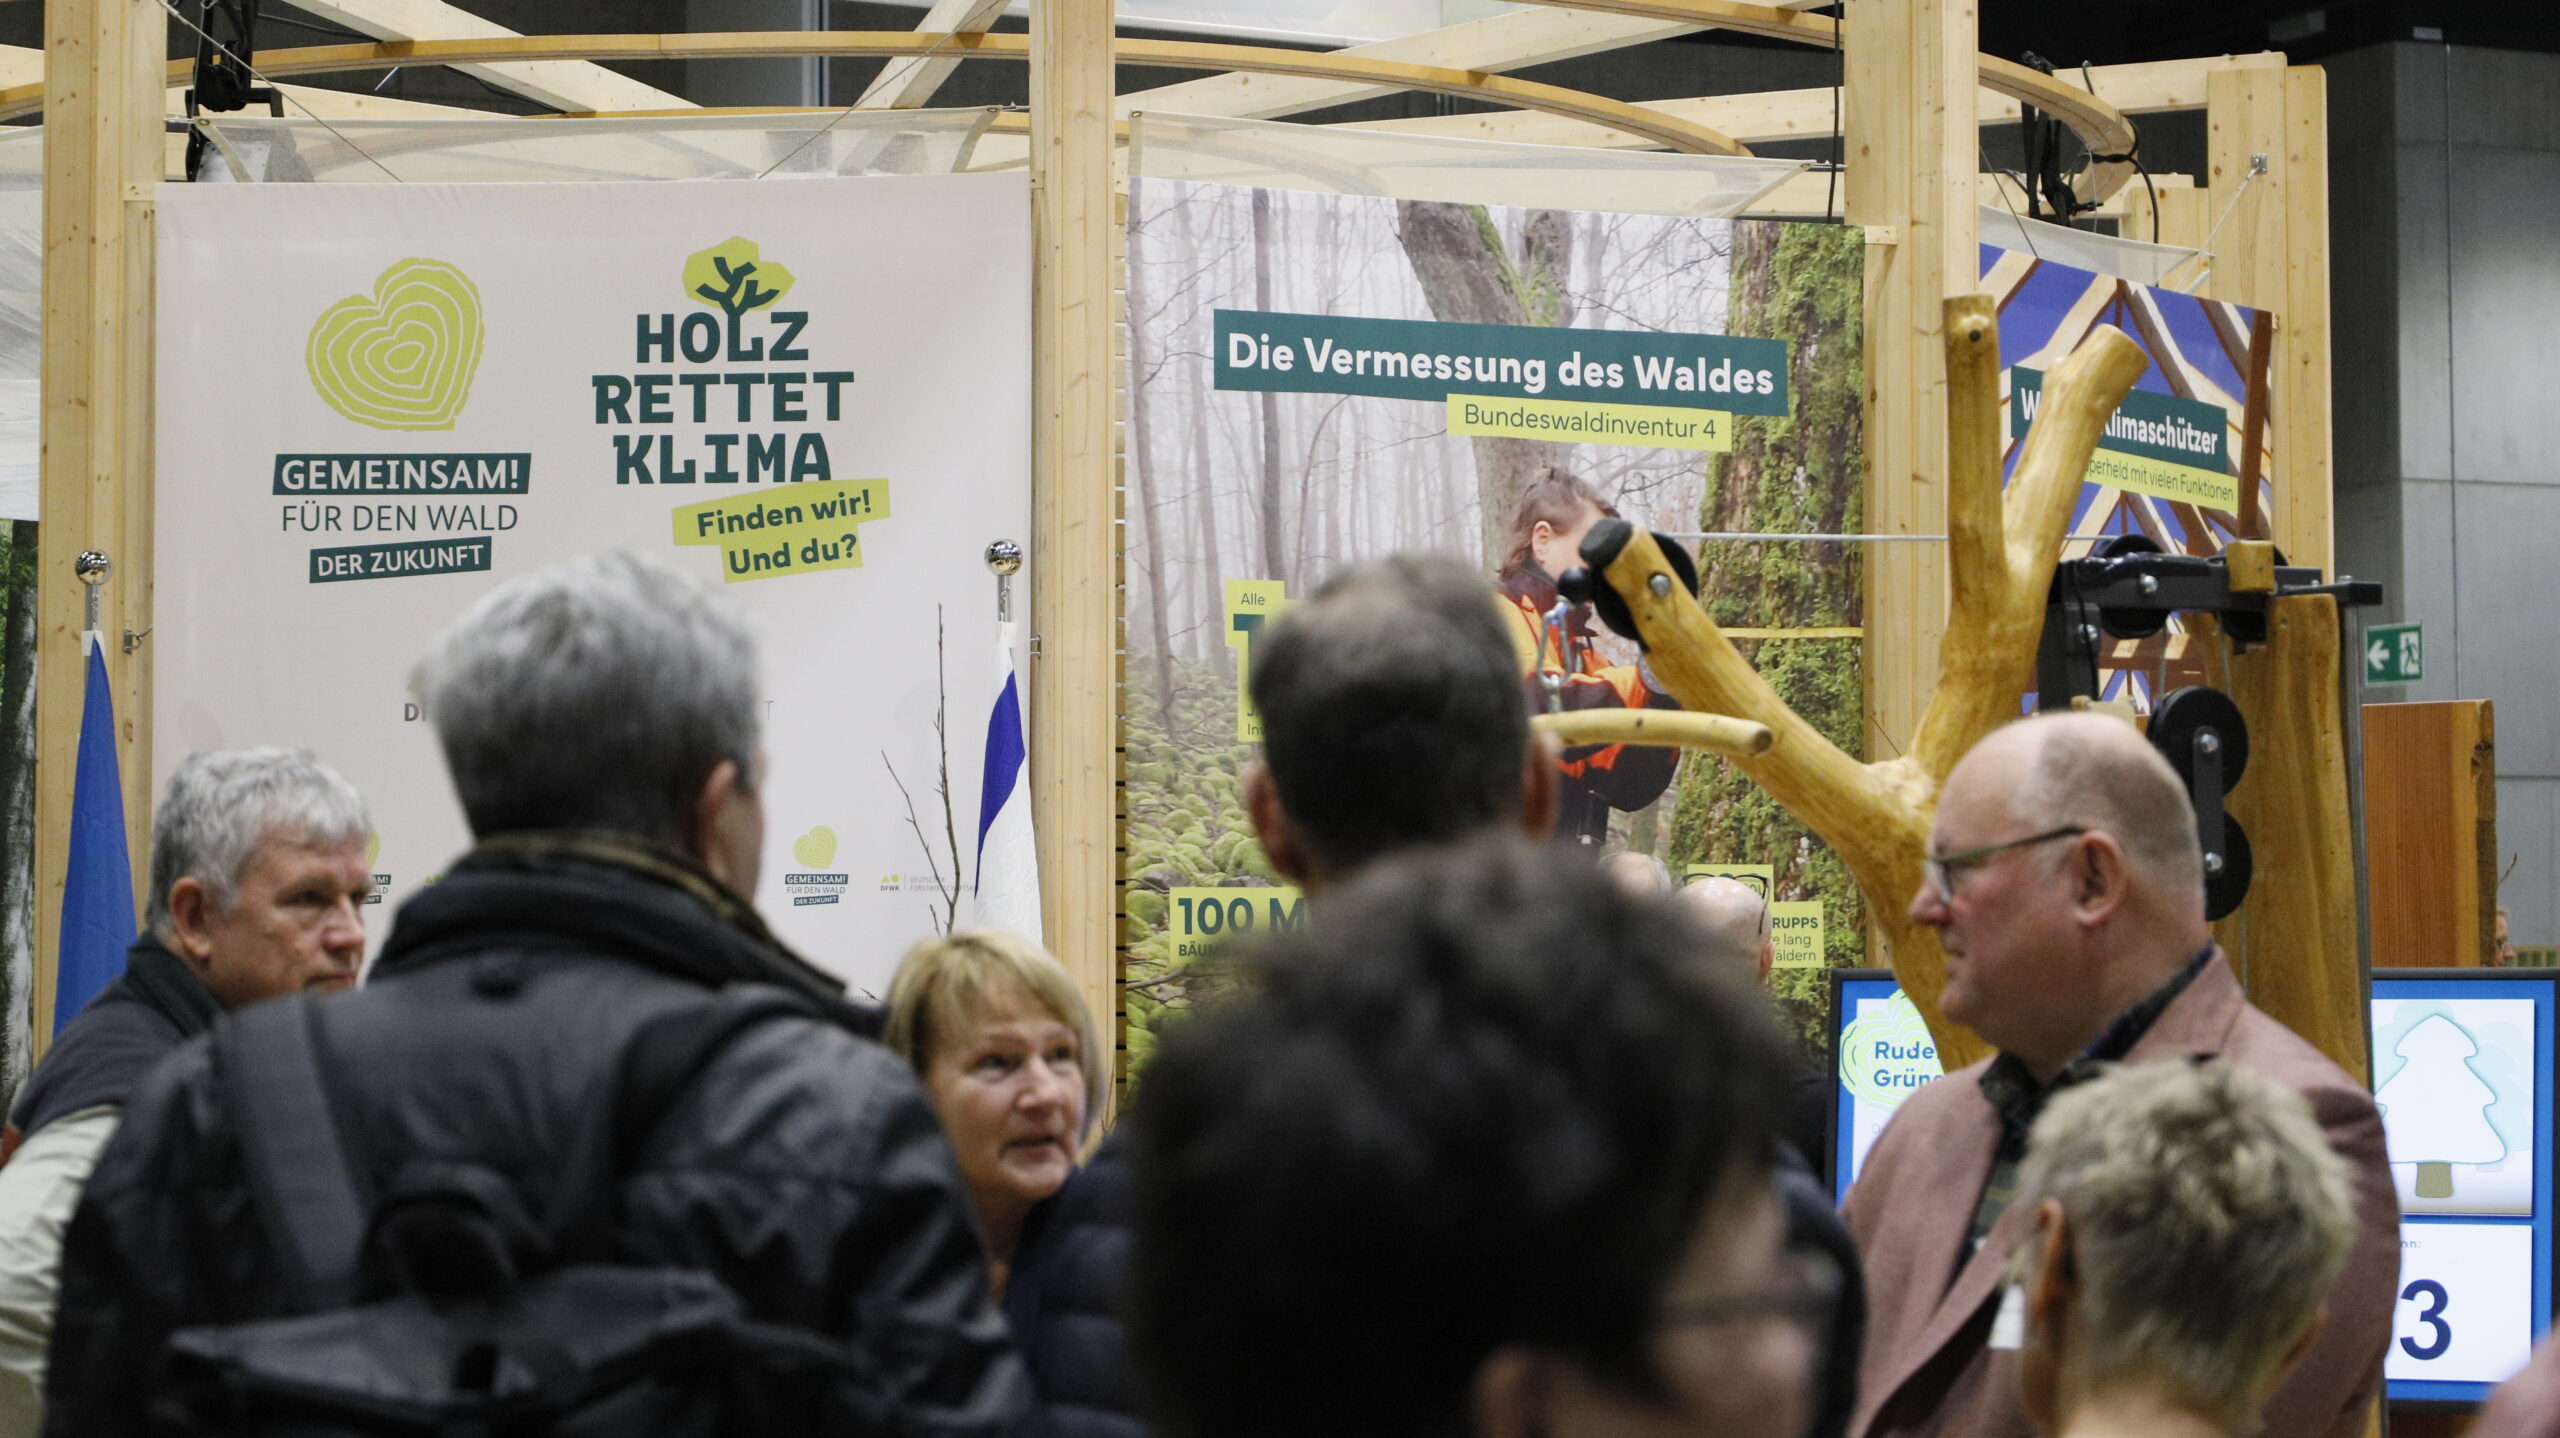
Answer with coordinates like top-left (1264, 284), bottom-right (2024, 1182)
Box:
top-left (2377, 1012), bottom-right (2507, 1198)
top-left (683, 237), bottom-right (797, 316)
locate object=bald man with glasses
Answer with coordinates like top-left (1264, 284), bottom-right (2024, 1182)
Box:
top-left (1841, 713), bottom-right (2398, 1438)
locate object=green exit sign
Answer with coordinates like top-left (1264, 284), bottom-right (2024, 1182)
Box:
top-left (2366, 623), bottom-right (2424, 684)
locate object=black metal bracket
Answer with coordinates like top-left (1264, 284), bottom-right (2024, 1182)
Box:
top-left (2033, 537), bottom-right (2384, 711)
top-left (184, 0), bottom-right (282, 181)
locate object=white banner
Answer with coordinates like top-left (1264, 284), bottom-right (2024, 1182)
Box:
top-left (154, 174), bottom-right (1032, 997)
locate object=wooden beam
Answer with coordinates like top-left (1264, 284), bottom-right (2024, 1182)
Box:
top-left (1030, 0), bottom-right (1120, 1102)
top-left (1113, 8), bottom-right (1700, 122)
top-left (1844, 0), bottom-right (1975, 779)
top-left (0, 36), bottom-right (1753, 155)
top-left (0, 44), bottom-right (41, 90)
top-left (1334, 52), bottom-right (2282, 152)
top-left (5, 43), bottom-right (490, 118)
top-left (202, 83), bottom-right (489, 119)
top-left (280, 0), bottom-right (693, 114)
top-left (855, 0), bottom-right (1009, 109)
top-left (1739, 167), bottom-right (2193, 220)
top-left (37, 0), bottom-right (162, 1049)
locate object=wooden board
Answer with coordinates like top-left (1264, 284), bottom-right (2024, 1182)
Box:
top-left (2202, 65), bottom-right (2335, 574)
top-left (2201, 597), bottom-right (2369, 1078)
top-left (2363, 700), bottom-right (2498, 970)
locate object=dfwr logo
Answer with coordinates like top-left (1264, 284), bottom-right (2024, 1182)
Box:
top-left (1838, 991), bottom-right (1942, 1111)
top-left (786, 825), bottom-right (848, 907)
top-left (306, 259), bottom-right (486, 431)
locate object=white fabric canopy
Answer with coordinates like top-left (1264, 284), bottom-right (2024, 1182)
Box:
top-left (1977, 203), bottom-right (2206, 289)
top-left (1130, 111), bottom-right (1804, 219)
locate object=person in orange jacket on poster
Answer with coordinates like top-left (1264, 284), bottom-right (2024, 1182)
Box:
top-left (1493, 467), bottom-right (1679, 846)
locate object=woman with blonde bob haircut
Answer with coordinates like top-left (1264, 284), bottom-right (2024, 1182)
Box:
top-left (2006, 1060), bottom-right (2357, 1438)
top-left (888, 929), bottom-right (1141, 1437)
top-left (886, 929), bottom-right (1104, 1283)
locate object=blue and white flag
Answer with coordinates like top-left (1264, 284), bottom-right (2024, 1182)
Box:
top-left (56, 634), bottom-right (136, 1034)
top-left (970, 620), bottom-right (1042, 942)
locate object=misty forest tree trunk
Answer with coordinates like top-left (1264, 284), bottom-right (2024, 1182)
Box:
top-left (1396, 201), bottom-right (1575, 562)
top-left (1124, 207), bottom-right (1177, 730)
top-left (0, 522), bottom-right (38, 1098)
top-left (1176, 195), bottom-right (1226, 666)
top-left (1251, 188), bottom-right (1289, 583)
top-left (1666, 222), bottom-right (1867, 1057)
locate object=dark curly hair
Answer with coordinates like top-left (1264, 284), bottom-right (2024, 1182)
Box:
top-left (1124, 835), bottom-right (1790, 1438)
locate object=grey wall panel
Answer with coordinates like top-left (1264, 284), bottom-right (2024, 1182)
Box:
top-left (2395, 479), bottom-right (2455, 704)
top-left (2446, 146), bottom-right (2560, 486)
top-left (2329, 47), bottom-right (2401, 497)
top-left (2394, 41), bottom-right (2448, 145)
top-left (2450, 46), bottom-right (2560, 154)
top-left (2334, 482), bottom-right (2404, 625)
top-left (2395, 143), bottom-right (2456, 482)
top-left (2450, 482), bottom-right (2560, 775)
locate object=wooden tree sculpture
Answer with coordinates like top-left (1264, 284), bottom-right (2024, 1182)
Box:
top-left (1590, 297), bottom-right (2148, 1072)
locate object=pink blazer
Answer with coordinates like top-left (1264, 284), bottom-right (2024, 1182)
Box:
top-left (1841, 951), bottom-right (2401, 1438)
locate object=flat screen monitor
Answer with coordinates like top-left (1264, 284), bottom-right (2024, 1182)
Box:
top-left (1827, 968), bottom-right (1946, 1204)
top-left (2373, 968), bottom-right (2555, 1404)
top-left (1824, 967), bottom-right (2556, 1407)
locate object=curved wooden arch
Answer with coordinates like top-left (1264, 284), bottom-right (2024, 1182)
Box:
top-left (0, 32), bottom-right (1748, 157)
top-left (1517, 0), bottom-right (2142, 202)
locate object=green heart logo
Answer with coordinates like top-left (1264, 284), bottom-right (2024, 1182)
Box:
top-left (306, 258), bottom-right (485, 430)
top-left (793, 826), bottom-right (838, 871)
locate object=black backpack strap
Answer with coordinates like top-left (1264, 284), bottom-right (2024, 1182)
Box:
top-left (546, 985), bottom-right (834, 1258)
top-left (214, 997), bottom-right (367, 1310)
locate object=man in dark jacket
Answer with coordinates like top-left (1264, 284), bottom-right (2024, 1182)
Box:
top-left (0, 747), bottom-right (371, 1434)
top-left (44, 551), bottom-right (1031, 1437)
top-left (1243, 554), bottom-right (1865, 1438)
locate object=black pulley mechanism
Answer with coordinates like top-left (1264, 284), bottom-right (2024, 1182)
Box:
top-left (1571, 517), bottom-right (1700, 648)
top-left (2147, 685), bottom-right (2249, 793)
top-left (2205, 816), bottom-right (2254, 922)
top-left (2090, 533), bottom-right (2170, 640)
top-left (2147, 685), bottom-right (2253, 920)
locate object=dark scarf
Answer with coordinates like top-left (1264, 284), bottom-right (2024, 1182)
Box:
top-left (10, 934), bottom-right (223, 1141)
top-left (1962, 945), bottom-right (2217, 1258)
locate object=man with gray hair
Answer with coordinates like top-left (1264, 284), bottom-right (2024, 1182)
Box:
top-left (0, 748), bottom-right (370, 1435)
top-left (44, 552), bottom-right (1030, 1437)
top-left (1845, 712), bottom-right (2397, 1438)
top-left (2007, 1061), bottom-right (2356, 1438)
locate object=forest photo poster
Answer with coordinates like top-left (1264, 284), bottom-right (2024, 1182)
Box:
top-left (1122, 177), bottom-right (1865, 1062)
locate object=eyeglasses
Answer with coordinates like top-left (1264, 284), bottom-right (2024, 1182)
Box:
top-left (1919, 825), bottom-right (2090, 906)
top-left (1657, 1249), bottom-right (1843, 1336)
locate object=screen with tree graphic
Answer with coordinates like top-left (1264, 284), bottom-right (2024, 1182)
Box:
top-left (2373, 970), bottom-right (2555, 1404)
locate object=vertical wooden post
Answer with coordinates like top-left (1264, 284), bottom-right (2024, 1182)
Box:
top-left (2204, 65), bottom-right (2333, 574)
top-left (1029, 0), bottom-right (1119, 1091)
top-left (35, 0), bottom-right (161, 1047)
top-left (1844, 0), bottom-right (1976, 777)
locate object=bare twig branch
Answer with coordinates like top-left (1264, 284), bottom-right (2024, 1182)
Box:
top-left (933, 607), bottom-right (963, 936)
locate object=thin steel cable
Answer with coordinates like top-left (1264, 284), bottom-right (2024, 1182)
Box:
top-left (2173, 158), bottom-right (2265, 293)
top-left (753, 20), bottom-right (980, 180)
top-left (158, 0), bottom-right (404, 183)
